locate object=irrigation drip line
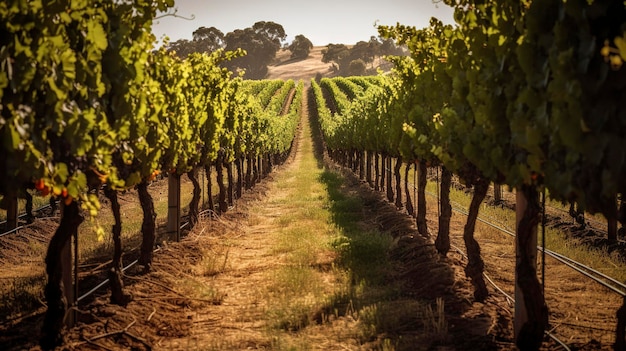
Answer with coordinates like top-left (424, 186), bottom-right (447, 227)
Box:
top-left (0, 225), bottom-right (26, 238)
top-left (0, 204), bottom-right (53, 236)
top-left (75, 192), bottom-right (225, 304)
top-left (380, 168), bottom-right (624, 298)
top-left (449, 242), bottom-right (571, 351)
top-left (76, 247), bottom-right (165, 303)
top-left (541, 247), bottom-right (626, 296)
top-left (422, 188), bottom-right (626, 298)
top-left (77, 215), bottom-right (190, 303)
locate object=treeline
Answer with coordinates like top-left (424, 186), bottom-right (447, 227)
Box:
top-left (167, 22), bottom-right (406, 79)
top-left (167, 21), bottom-right (291, 79)
top-left (313, 0), bottom-right (626, 350)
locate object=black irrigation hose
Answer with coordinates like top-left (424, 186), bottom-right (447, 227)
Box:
top-left (541, 247), bottom-right (626, 297)
top-left (0, 225), bottom-right (27, 238)
top-left (422, 189), bottom-right (626, 297)
top-left (0, 204), bottom-right (53, 236)
top-left (449, 242), bottom-right (571, 351)
top-left (390, 166), bottom-right (626, 298)
top-left (77, 247), bottom-right (163, 302)
top-left (76, 207), bottom-right (219, 303)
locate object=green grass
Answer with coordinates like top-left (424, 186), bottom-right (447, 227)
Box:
top-left (257, 112), bottom-right (451, 350)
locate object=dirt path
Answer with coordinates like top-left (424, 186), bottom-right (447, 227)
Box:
top-left (156, 89), bottom-right (344, 349)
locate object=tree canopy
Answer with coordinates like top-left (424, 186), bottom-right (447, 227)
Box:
top-left (167, 21), bottom-right (286, 79)
top-left (287, 34), bottom-right (313, 59)
top-left (322, 37), bottom-right (405, 76)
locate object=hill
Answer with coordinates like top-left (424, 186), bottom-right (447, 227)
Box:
top-left (266, 46), bottom-right (334, 81)
top-left (265, 46), bottom-right (393, 81)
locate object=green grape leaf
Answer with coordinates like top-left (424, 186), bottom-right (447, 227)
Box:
top-left (86, 21), bottom-right (108, 51)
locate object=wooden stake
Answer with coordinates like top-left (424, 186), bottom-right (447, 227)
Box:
top-left (167, 174), bottom-right (180, 241)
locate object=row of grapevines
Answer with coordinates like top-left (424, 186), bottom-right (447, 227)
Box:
top-left (315, 1), bottom-right (626, 348)
top-left (319, 78), bottom-right (352, 115)
top-left (1, 2), bottom-right (303, 348)
top-left (331, 76), bottom-right (365, 100)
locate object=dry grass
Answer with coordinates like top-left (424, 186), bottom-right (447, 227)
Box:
top-left (266, 47), bottom-right (335, 81)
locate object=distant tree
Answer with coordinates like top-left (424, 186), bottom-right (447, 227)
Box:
top-left (322, 42), bottom-right (378, 76)
top-left (287, 34), bottom-right (313, 59)
top-left (224, 21), bottom-right (287, 79)
top-left (321, 44), bottom-right (350, 72)
top-left (192, 26), bottom-right (225, 52)
top-left (166, 38), bottom-right (197, 59)
top-left (348, 41), bottom-right (374, 65)
top-left (348, 59), bottom-right (366, 76)
top-left (367, 36), bottom-right (382, 67)
top-left (379, 37), bottom-right (405, 56)
top-left (252, 21), bottom-right (287, 51)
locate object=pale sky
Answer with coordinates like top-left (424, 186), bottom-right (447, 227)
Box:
top-left (152, 0), bottom-right (456, 46)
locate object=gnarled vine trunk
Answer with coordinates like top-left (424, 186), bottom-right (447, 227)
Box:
top-left (404, 162), bottom-right (414, 217)
top-left (257, 155), bottom-right (263, 180)
top-left (463, 179), bottom-right (489, 302)
top-left (252, 155), bottom-right (259, 185)
top-left (416, 160), bottom-right (429, 237)
top-left (187, 167), bottom-right (201, 228)
top-left (137, 180), bottom-right (156, 271)
top-left (394, 157), bottom-right (403, 209)
top-left (380, 153), bottom-right (387, 192)
top-left (245, 156), bottom-right (253, 190)
top-left (104, 188), bottom-right (132, 306)
top-left (493, 183), bottom-right (503, 204)
top-left (569, 201), bottom-right (585, 227)
top-left (386, 155), bottom-right (393, 203)
top-left (515, 184), bottom-right (549, 351)
top-left (204, 164), bottom-right (214, 212)
top-left (374, 153), bottom-right (380, 192)
top-left (359, 150), bottom-right (365, 180)
top-left (436, 166), bottom-right (452, 256)
top-left (226, 161), bottom-right (234, 206)
top-left (40, 201), bottom-right (83, 350)
top-left (216, 152), bottom-right (228, 213)
top-left (5, 193), bottom-right (18, 230)
top-left (24, 189), bottom-right (34, 223)
top-left (266, 154), bottom-right (273, 175)
top-left (235, 158), bottom-right (243, 199)
top-left (366, 151), bottom-right (373, 187)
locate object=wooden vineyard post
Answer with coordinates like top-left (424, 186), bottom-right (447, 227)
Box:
top-left (5, 194), bottom-right (18, 230)
top-left (514, 187), bottom-right (548, 350)
top-left (167, 173), bottom-right (181, 242)
top-left (515, 190), bottom-right (531, 338)
top-left (61, 236), bottom-right (74, 327)
top-left (57, 203), bottom-right (77, 327)
top-left (494, 183), bottom-right (502, 204)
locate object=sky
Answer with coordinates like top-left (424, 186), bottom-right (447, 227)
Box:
top-left (151, 0), bottom-right (456, 46)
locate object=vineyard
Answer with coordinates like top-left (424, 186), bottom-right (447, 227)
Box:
top-left (2, 0), bottom-right (626, 350)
